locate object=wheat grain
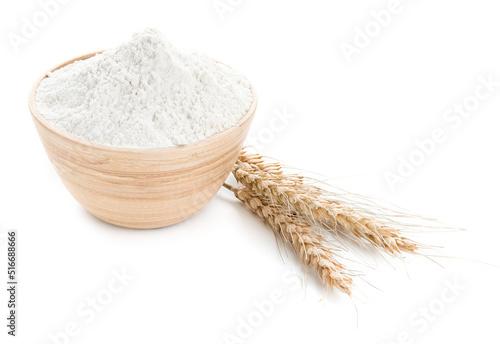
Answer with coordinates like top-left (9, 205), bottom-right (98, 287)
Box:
top-left (233, 151), bottom-right (419, 255)
top-left (229, 185), bottom-right (353, 294)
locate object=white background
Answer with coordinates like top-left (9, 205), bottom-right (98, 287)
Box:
top-left (1, 0), bottom-right (499, 343)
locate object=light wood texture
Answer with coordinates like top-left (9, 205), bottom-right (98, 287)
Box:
top-left (28, 52), bottom-right (257, 229)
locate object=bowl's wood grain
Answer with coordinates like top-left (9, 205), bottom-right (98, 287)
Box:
top-left (29, 52), bottom-right (257, 229)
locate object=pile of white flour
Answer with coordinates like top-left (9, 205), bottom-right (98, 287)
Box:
top-left (36, 28), bottom-right (253, 148)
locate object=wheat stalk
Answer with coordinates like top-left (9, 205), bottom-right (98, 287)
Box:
top-left (227, 184), bottom-right (354, 294)
top-left (233, 151), bottom-right (419, 256)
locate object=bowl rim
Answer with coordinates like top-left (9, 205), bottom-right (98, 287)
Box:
top-left (28, 50), bottom-right (258, 153)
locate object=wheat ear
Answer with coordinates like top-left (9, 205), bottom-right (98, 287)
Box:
top-left (233, 151), bottom-right (419, 256)
top-left (227, 184), bottom-right (353, 294)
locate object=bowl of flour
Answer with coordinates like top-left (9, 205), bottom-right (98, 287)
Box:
top-left (28, 29), bottom-right (257, 228)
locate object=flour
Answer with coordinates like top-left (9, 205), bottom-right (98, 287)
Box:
top-left (36, 28), bottom-right (253, 148)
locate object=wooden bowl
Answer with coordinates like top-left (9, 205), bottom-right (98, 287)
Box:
top-left (28, 52), bottom-right (257, 229)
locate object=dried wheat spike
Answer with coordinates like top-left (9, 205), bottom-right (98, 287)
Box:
top-left (238, 151), bottom-right (303, 183)
top-left (231, 186), bottom-right (353, 294)
top-left (233, 151), bottom-right (419, 256)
